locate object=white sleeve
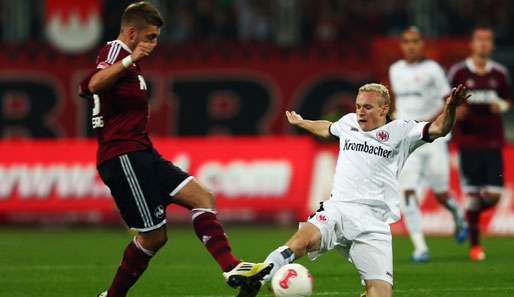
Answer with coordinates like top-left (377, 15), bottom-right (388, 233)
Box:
top-left (329, 118), bottom-right (344, 138)
top-left (401, 120), bottom-right (431, 153)
top-left (433, 63), bottom-right (451, 99)
top-left (388, 65), bottom-right (398, 93)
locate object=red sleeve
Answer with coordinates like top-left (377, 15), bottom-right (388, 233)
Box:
top-left (96, 42), bottom-right (126, 70)
top-left (79, 71), bottom-right (96, 96)
top-left (499, 72), bottom-right (512, 100)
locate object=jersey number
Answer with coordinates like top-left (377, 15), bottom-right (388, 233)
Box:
top-left (138, 75), bottom-right (147, 90)
top-left (92, 94), bottom-right (104, 128)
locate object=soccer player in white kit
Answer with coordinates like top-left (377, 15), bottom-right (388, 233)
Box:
top-left (240, 83), bottom-right (470, 297)
top-left (388, 27), bottom-right (467, 262)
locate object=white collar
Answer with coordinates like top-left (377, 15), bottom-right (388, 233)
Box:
top-left (112, 40), bottom-right (133, 53)
top-left (466, 57), bottom-right (493, 74)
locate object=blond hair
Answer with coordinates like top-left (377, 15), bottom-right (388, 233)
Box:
top-left (358, 83), bottom-right (391, 106)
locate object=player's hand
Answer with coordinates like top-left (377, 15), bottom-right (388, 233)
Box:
top-left (285, 110), bottom-right (304, 125)
top-left (131, 41), bottom-right (156, 62)
top-left (446, 84), bottom-right (471, 108)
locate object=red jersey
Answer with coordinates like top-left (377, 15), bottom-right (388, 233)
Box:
top-left (448, 58), bottom-right (512, 149)
top-left (85, 40), bottom-right (153, 165)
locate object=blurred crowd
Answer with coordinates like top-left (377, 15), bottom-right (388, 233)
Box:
top-left (1, 0), bottom-right (514, 46)
top-left (108, 0), bottom-right (514, 45)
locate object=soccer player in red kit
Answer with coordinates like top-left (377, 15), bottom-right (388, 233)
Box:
top-left (448, 25), bottom-right (512, 261)
top-left (78, 2), bottom-right (271, 296)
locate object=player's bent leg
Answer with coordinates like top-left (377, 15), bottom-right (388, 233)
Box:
top-left (264, 222), bottom-right (322, 281)
top-left (365, 280), bottom-right (392, 297)
top-left (105, 226), bottom-right (166, 297)
top-left (234, 222), bottom-right (322, 297)
top-left (286, 222), bottom-right (322, 257)
top-left (172, 178), bottom-right (272, 291)
top-left (434, 191), bottom-right (467, 243)
top-left (172, 178), bottom-right (241, 271)
top-left (402, 190), bottom-right (429, 262)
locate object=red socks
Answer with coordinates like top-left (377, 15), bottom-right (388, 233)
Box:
top-left (192, 208), bottom-right (240, 272)
top-left (466, 209), bottom-right (481, 247)
top-left (106, 209), bottom-right (239, 297)
top-left (107, 239), bottom-right (153, 297)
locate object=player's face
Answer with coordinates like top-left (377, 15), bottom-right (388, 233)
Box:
top-left (355, 91), bottom-right (389, 131)
top-left (135, 25), bottom-right (160, 46)
top-left (400, 31), bottom-right (424, 62)
top-left (470, 29), bottom-right (494, 58)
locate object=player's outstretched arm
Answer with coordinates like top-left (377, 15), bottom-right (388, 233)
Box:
top-left (428, 84), bottom-right (471, 141)
top-left (286, 111), bottom-right (332, 138)
top-left (88, 41), bottom-right (156, 93)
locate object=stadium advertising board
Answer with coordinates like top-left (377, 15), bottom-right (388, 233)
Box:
top-left (0, 137), bottom-right (315, 223)
top-left (0, 138), bottom-right (513, 235)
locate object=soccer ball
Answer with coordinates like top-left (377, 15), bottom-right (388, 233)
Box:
top-left (271, 263), bottom-right (313, 297)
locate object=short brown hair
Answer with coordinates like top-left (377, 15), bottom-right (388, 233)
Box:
top-left (402, 26), bottom-right (424, 39)
top-left (121, 1), bottom-right (164, 29)
top-left (471, 24), bottom-right (494, 38)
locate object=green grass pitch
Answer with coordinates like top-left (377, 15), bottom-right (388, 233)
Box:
top-left (1, 226), bottom-right (514, 297)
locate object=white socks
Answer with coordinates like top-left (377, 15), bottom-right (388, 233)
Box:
top-left (263, 245), bottom-right (295, 281)
top-left (403, 193), bottom-right (428, 254)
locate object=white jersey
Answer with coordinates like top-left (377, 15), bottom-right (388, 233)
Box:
top-left (329, 113), bottom-right (429, 223)
top-left (389, 59), bottom-right (450, 121)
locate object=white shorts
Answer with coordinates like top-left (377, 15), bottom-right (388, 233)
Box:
top-left (306, 200), bottom-right (393, 285)
top-left (399, 140), bottom-right (449, 193)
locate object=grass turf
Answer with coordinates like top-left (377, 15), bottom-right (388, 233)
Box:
top-left (1, 226), bottom-right (514, 297)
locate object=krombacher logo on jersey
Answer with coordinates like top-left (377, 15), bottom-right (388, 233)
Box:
top-left (343, 139), bottom-right (392, 158)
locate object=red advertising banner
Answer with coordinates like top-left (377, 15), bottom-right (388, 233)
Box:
top-left (1, 138), bottom-right (513, 235)
top-left (0, 137), bottom-right (315, 223)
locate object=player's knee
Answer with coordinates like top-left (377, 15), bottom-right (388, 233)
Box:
top-left (465, 193), bottom-right (481, 211)
top-left (150, 233), bottom-right (168, 250)
top-left (139, 229), bottom-right (168, 251)
top-left (196, 190), bottom-right (216, 209)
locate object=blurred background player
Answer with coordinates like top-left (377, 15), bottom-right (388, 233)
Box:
top-left (79, 2), bottom-right (270, 297)
top-left (448, 25), bottom-right (512, 261)
top-left (389, 27), bottom-right (467, 262)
